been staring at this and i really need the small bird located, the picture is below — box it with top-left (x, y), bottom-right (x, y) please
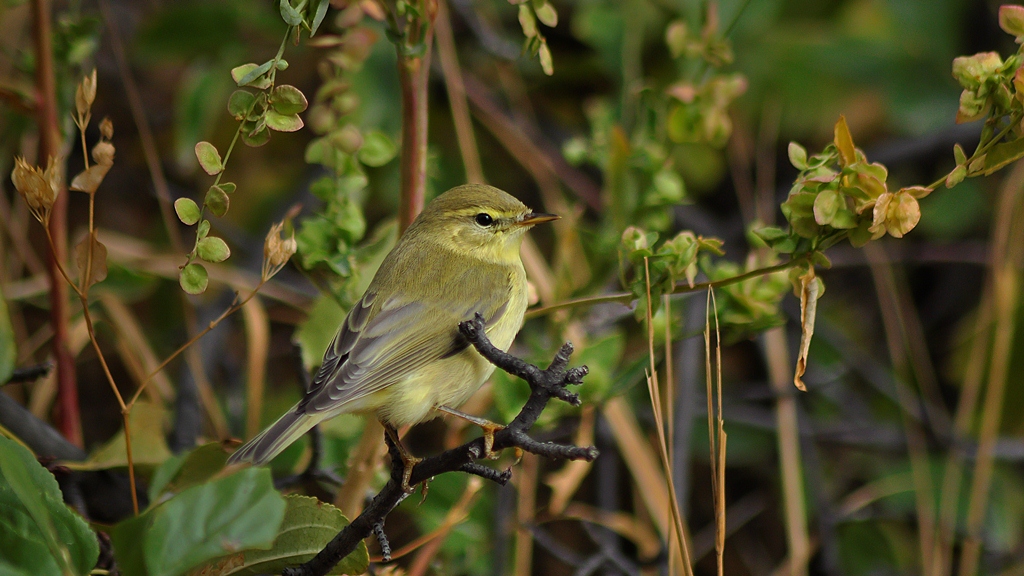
top-left (228, 184), bottom-right (557, 487)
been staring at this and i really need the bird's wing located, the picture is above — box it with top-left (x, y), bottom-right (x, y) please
top-left (300, 273), bottom-right (512, 415)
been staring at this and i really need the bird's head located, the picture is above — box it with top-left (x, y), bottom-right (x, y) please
top-left (408, 184), bottom-right (558, 263)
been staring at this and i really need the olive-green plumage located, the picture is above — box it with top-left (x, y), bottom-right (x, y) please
top-left (229, 184), bottom-right (557, 465)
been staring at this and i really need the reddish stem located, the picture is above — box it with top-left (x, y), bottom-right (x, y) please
top-left (33, 0), bottom-right (80, 446)
top-left (396, 1), bottom-right (437, 233)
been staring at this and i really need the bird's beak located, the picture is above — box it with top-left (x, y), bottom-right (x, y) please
top-left (516, 212), bottom-right (560, 227)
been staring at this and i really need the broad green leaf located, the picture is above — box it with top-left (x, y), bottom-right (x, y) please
top-left (227, 90), bottom-right (256, 119)
top-left (0, 436), bottom-right (99, 576)
top-left (179, 263), bottom-right (209, 295)
top-left (111, 467), bottom-right (286, 576)
top-left (518, 4), bottom-right (537, 37)
top-left (66, 400), bottom-right (171, 471)
top-left (241, 125), bottom-right (271, 147)
top-left (357, 130), bottom-right (396, 167)
top-left (204, 185), bottom-right (230, 217)
top-left (197, 237), bottom-right (231, 263)
top-left (982, 137), bottom-right (1024, 175)
top-left (279, 0), bottom-right (303, 26)
top-left (295, 295), bottom-right (347, 370)
top-left (788, 142), bottom-right (808, 169)
top-left (219, 182), bottom-right (237, 194)
top-left (0, 288), bottom-right (16, 384)
top-left (186, 495), bottom-right (368, 575)
top-left (174, 198), bottom-right (201, 225)
top-left (194, 141), bottom-right (223, 175)
top-left (534, 1), bottom-right (558, 27)
top-left (813, 188), bottom-right (841, 226)
top-left (265, 110), bottom-right (304, 132)
top-left (1000, 5), bottom-right (1024, 40)
top-left (538, 40), bottom-right (554, 75)
top-left (149, 443), bottom-right (232, 503)
top-left (232, 61), bottom-right (274, 88)
top-left (197, 219), bottom-right (211, 240)
top-left (272, 85), bottom-right (308, 115)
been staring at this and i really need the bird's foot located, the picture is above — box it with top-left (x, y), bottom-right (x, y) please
top-left (383, 422), bottom-right (422, 494)
top-left (437, 405), bottom-right (506, 459)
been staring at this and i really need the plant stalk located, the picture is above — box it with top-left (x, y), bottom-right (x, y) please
top-left (33, 0), bottom-right (80, 446)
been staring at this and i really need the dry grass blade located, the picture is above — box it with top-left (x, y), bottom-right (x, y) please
top-left (545, 404), bottom-right (596, 514)
top-left (959, 161), bottom-right (1024, 576)
top-left (98, 293), bottom-right (173, 403)
top-left (381, 476), bottom-right (483, 566)
top-left (334, 419), bottom-right (387, 518)
top-left (642, 258), bottom-right (693, 576)
top-left (515, 453), bottom-right (539, 576)
top-left (866, 242), bottom-right (938, 574)
top-left (242, 298), bottom-right (270, 440)
top-left (704, 289), bottom-right (727, 576)
top-left (560, 503), bottom-right (661, 559)
top-left (764, 326), bottom-right (809, 576)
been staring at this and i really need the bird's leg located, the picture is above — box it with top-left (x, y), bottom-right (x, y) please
top-left (382, 422), bottom-right (421, 493)
top-left (437, 405), bottom-right (507, 459)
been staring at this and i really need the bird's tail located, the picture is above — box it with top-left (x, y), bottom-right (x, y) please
top-left (227, 407), bottom-right (319, 466)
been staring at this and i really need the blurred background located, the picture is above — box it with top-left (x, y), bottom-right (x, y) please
top-left (1, 0), bottom-right (1022, 575)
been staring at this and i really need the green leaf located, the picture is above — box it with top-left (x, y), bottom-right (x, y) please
top-left (188, 495), bottom-right (369, 575)
top-left (148, 443), bottom-right (232, 502)
top-left (279, 0), bottom-right (303, 26)
top-left (0, 436), bottom-right (99, 576)
top-left (265, 110), bottom-right (304, 132)
top-left (310, 0), bottom-right (330, 35)
top-left (1000, 5), bottom-right (1024, 39)
top-left (227, 90), bottom-right (256, 120)
top-left (194, 141), bottom-right (223, 175)
top-left (174, 198), bottom-right (201, 225)
top-left (651, 169), bottom-right (685, 204)
top-left (788, 142), bottom-right (808, 170)
top-left (271, 85), bottom-right (308, 116)
top-left (538, 39), bottom-right (554, 75)
top-left (179, 263), bottom-right (209, 295)
top-left (813, 188), bottom-right (841, 226)
top-left (534, 1), bottom-right (558, 27)
top-left (232, 61), bottom-right (273, 89)
top-left (68, 400), bottom-right (171, 471)
top-left (197, 237), bottom-right (231, 263)
top-left (241, 125), bottom-right (271, 147)
top-left (111, 467), bottom-right (286, 576)
top-left (0, 287), bottom-right (16, 384)
top-left (219, 182), bottom-right (237, 194)
top-left (518, 4), bottom-right (538, 37)
top-left (982, 137), bottom-right (1024, 175)
top-left (204, 185), bottom-right (230, 217)
top-left (197, 219), bottom-right (211, 240)
top-left (357, 130), bottom-right (397, 166)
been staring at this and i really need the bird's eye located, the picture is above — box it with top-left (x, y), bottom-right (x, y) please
top-left (475, 213), bottom-right (494, 227)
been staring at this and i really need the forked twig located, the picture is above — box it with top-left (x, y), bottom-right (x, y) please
top-left (281, 314), bottom-right (597, 576)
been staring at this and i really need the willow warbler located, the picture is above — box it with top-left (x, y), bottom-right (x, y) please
top-left (229, 184), bottom-right (557, 470)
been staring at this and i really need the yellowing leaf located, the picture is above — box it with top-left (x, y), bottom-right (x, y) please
top-left (833, 115), bottom-right (856, 167)
top-left (794, 267), bottom-right (820, 391)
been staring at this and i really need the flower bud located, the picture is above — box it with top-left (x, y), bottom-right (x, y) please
top-left (262, 221), bottom-right (297, 279)
top-left (99, 117), bottom-right (114, 140)
top-left (92, 141), bottom-right (115, 166)
top-left (75, 69), bottom-right (97, 121)
top-left (11, 156), bottom-right (59, 221)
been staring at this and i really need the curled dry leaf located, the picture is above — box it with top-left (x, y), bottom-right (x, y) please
top-left (794, 267), bottom-right (820, 392)
top-left (69, 164), bottom-right (111, 195)
top-left (74, 232), bottom-right (108, 289)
